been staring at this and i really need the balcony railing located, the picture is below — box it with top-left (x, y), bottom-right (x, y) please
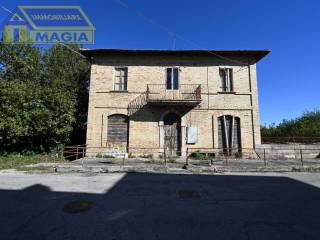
top-left (146, 84), bottom-right (201, 104)
top-left (127, 84), bottom-right (202, 115)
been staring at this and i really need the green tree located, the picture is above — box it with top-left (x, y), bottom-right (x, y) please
top-left (0, 43), bottom-right (89, 152)
top-left (261, 110), bottom-right (320, 138)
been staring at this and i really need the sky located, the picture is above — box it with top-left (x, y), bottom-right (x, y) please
top-left (0, 0), bottom-right (319, 125)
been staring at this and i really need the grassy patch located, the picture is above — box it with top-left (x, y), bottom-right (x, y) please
top-left (0, 154), bottom-right (65, 170)
top-left (16, 165), bottom-right (56, 173)
top-left (96, 154), bottom-right (115, 158)
top-left (189, 152), bottom-right (215, 160)
top-left (138, 154), bottom-right (153, 159)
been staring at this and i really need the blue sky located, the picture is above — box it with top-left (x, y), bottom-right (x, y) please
top-left (1, 0), bottom-right (319, 125)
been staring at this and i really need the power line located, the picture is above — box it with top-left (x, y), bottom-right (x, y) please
top-left (114, 0), bottom-right (249, 67)
top-left (0, 3), bottom-right (90, 64)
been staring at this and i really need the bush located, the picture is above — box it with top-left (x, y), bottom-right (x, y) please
top-left (189, 151), bottom-right (215, 160)
top-left (261, 110), bottom-right (320, 138)
top-left (128, 152), bottom-right (136, 158)
top-left (138, 154), bottom-right (153, 159)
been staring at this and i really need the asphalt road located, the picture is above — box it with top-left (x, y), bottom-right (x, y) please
top-left (1, 171), bottom-right (320, 240)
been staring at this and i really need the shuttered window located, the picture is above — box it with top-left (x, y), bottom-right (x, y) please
top-left (218, 115), bottom-right (241, 154)
top-left (219, 68), bottom-right (234, 92)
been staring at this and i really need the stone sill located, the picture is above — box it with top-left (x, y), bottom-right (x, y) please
top-left (217, 91), bottom-right (236, 94)
top-left (109, 90), bottom-right (128, 93)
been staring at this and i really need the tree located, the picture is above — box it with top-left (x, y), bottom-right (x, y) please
top-left (261, 110), bottom-right (320, 138)
top-left (0, 43), bottom-right (89, 152)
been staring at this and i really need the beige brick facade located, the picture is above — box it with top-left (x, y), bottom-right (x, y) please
top-left (82, 49), bottom-right (269, 157)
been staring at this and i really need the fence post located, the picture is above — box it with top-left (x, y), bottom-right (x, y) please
top-left (186, 148), bottom-right (189, 166)
top-left (300, 149), bottom-right (304, 167)
top-left (60, 148), bottom-right (64, 162)
top-left (225, 150), bottom-right (229, 166)
top-left (76, 146), bottom-right (79, 160)
top-left (263, 148), bottom-right (266, 167)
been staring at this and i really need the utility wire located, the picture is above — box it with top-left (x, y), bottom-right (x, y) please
top-left (0, 2), bottom-right (25, 22)
top-left (114, 0), bottom-right (249, 67)
top-left (0, 3), bottom-right (90, 64)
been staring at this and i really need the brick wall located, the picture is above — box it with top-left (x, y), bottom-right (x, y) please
top-left (86, 53), bottom-right (262, 156)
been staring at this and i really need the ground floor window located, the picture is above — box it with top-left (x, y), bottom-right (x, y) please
top-left (107, 114), bottom-right (129, 152)
top-left (218, 115), bottom-right (241, 154)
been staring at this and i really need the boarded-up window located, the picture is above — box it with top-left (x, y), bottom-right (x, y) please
top-left (218, 115), bottom-right (241, 154)
top-left (107, 114), bottom-right (129, 149)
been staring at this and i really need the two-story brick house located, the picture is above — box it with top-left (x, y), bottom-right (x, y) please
top-left (81, 49), bottom-right (270, 157)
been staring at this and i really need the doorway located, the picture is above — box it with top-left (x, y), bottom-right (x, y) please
top-left (163, 113), bottom-right (181, 156)
top-left (218, 115), bottom-right (241, 155)
top-left (107, 114), bottom-right (129, 153)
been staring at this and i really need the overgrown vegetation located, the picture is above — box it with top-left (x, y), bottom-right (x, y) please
top-left (0, 43), bottom-right (89, 153)
top-left (0, 153), bottom-right (64, 170)
top-left (261, 110), bottom-right (320, 138)
top-left (95, 154), bottom-right (115, 158)
top-left (138, 154), bottom-right (153, 159)
top-left (189, 152), bottom-right (215, 160)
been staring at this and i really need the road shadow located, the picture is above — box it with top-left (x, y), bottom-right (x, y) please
top-left (1, 173), bottom-right (320, 240)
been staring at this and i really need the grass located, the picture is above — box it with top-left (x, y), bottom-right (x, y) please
top-left (96, 154), bottom-right (115, 158)
top-left (138, 154), bottom-right (153, 159)
top-left (189, 152), bottom-right (215, 160)
top-left (0, 154), bottom-right (65, 171)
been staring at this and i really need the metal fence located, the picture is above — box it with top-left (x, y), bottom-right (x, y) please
top-left (146, 84), bottom-right (201, 101)
top-left (63, 145), bottom-right (320, 170)
top-left (186, 147), bottom-right (320, 169)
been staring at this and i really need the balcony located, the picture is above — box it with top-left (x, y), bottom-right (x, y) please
top-left (146, 84), bottom-right (201, 106)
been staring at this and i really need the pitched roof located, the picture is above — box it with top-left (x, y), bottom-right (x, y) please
top-left (80, 48), bottom-right (270, 63)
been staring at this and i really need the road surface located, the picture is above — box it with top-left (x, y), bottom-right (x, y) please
top-left (0, 171), bottom-right (320, 240)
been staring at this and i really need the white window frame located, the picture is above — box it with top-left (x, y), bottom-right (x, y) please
top-left (165, 67), bottom-right (179, 90)
top-left (113, 67), bottom-right (128, 91)
top-left (219, 68), bottom-right (234, 92)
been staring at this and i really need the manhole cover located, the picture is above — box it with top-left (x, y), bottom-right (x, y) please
top-left (178, 190), bottom-right (201, 199)
top-left (63, 199), bottom-right (94, 214)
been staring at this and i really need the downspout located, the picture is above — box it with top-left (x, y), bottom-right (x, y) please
top-left (248, 64), bottom-right (256, 148)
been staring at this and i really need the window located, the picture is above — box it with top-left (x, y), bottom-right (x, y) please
top-left (218, 115), bottom-right (241, 154)
top-left (219, 68), bottom-right (234, 92)
top-left (114, 67), bottom-right (128, 91)
top-left (166, 68), bottom-right (179, 90)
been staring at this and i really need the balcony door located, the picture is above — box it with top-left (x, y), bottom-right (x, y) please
top-left (166, 68), bottom-right (179, 99)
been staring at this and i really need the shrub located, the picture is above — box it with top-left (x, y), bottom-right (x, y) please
top-left (189, 151), bottom-right (215, 160)
top-left (139, 154), bottom-right (153, 159)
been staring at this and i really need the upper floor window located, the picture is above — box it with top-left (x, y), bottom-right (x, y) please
top-left (219, 68), bottom-right (234, 92)
top-left (114, 67), bottom-right (128, 91)
top-left (166, 67), bottom-right (179, 90)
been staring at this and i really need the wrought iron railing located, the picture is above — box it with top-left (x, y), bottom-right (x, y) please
top-left (146, 84), bottom-right (201, 101)
top-left (127, 92), bottom-right (148, 116)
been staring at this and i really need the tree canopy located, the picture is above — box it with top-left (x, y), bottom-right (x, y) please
top-left (0, 43), bottom-right (89, 153)
top-left (261, 110), bottom-right (320, 138)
